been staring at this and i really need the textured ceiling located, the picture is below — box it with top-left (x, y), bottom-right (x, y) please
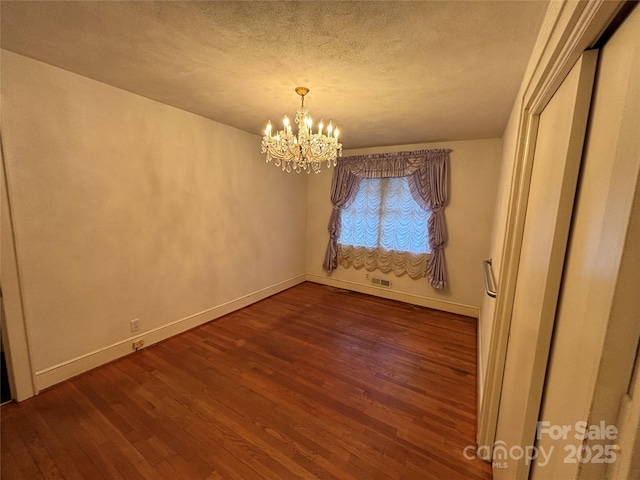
top-left (1, 1), bottom-right (549, 149)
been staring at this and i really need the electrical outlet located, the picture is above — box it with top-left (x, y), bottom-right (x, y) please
top-left (132, 339), bottom-right (145, 351)
top-left (365, 273), bottom-right (370, 280)
top-left (130, 318), bottom-right (139, 332)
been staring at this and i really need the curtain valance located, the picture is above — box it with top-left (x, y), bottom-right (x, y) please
top-left (322, 148), bottom-right (450, 289)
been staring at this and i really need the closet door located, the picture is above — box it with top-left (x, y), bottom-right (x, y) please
top-left (492, 50), bottom-right (598, 480)
top-left (531, 6), bottom-right (640, 479)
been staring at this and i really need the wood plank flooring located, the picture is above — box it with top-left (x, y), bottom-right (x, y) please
top-left (1, 282), bottom-right (492, 479)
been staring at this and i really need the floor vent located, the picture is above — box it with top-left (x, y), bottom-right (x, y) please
top-left (371, 277), bottom-right (391, 287)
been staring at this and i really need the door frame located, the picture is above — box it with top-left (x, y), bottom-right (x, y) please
top-left (477, 0), bottom-right (626, 456)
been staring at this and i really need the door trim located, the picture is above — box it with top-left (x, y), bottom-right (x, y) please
top-left (0, 130), bottom-right (37, 401)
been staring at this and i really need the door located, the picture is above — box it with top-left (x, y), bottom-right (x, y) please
top-left (608, 348), bottom-right (640, 480)
top-left (531, 7), bottom-right (640, 478)
top-left (492, 50), bottom-right (598, 480)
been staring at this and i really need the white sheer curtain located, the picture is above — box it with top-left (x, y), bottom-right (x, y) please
top-left (339, 178), bottom-right (381, 249)
top-left (337, 176), bottom-right (431, 279)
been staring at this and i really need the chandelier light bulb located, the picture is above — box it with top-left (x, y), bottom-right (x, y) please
top-left (261, 87), bottom-right (343, 174)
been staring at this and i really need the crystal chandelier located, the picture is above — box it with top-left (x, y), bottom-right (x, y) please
top-left (261, 87), bottom-right (342, 174)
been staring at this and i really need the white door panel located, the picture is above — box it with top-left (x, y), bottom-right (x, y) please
top-left (493, 50), bottom-right (598, 480)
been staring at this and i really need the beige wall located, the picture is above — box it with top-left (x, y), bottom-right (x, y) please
top-left (1, 53), bottom-right (503, 397)
top-left (476, 0), bottom-right (559, 403)
top-left (477, 104), bottom-right (521, 394)
top-left (1, 51), bottom-right (307, 391)
top-left (306, 139), bottom-right (502, 317)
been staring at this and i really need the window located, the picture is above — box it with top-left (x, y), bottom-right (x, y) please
top-left (336, 176), bottom-right (432, 279)
top-left (322, 148), bottom-right (449, 289)
top-left (338, 177), bottom-right (431, 254)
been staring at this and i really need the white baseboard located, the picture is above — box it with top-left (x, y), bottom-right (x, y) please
top-left (34, 274), bottom-right (306, 392)
top-left (305, 274), bottom-right (479, 318)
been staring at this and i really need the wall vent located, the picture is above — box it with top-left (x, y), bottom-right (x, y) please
top-left (371, 277), bottom-right (391, 287)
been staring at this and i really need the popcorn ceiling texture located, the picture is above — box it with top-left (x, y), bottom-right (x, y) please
top-left (1, 1), bottom-right (548, 148)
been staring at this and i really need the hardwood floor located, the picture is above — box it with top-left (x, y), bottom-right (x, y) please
top-left (1, 282), bottom-right (492, 479)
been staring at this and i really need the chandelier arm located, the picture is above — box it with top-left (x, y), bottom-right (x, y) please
top-left (262, 86), bottom-right (340, 174)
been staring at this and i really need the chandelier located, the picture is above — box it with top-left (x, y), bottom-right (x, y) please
top-left (261, 87), bottom-right (342, 174)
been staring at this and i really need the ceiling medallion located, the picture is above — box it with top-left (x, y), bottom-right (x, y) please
top-left (261, 87), bottom-right (342, 174)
